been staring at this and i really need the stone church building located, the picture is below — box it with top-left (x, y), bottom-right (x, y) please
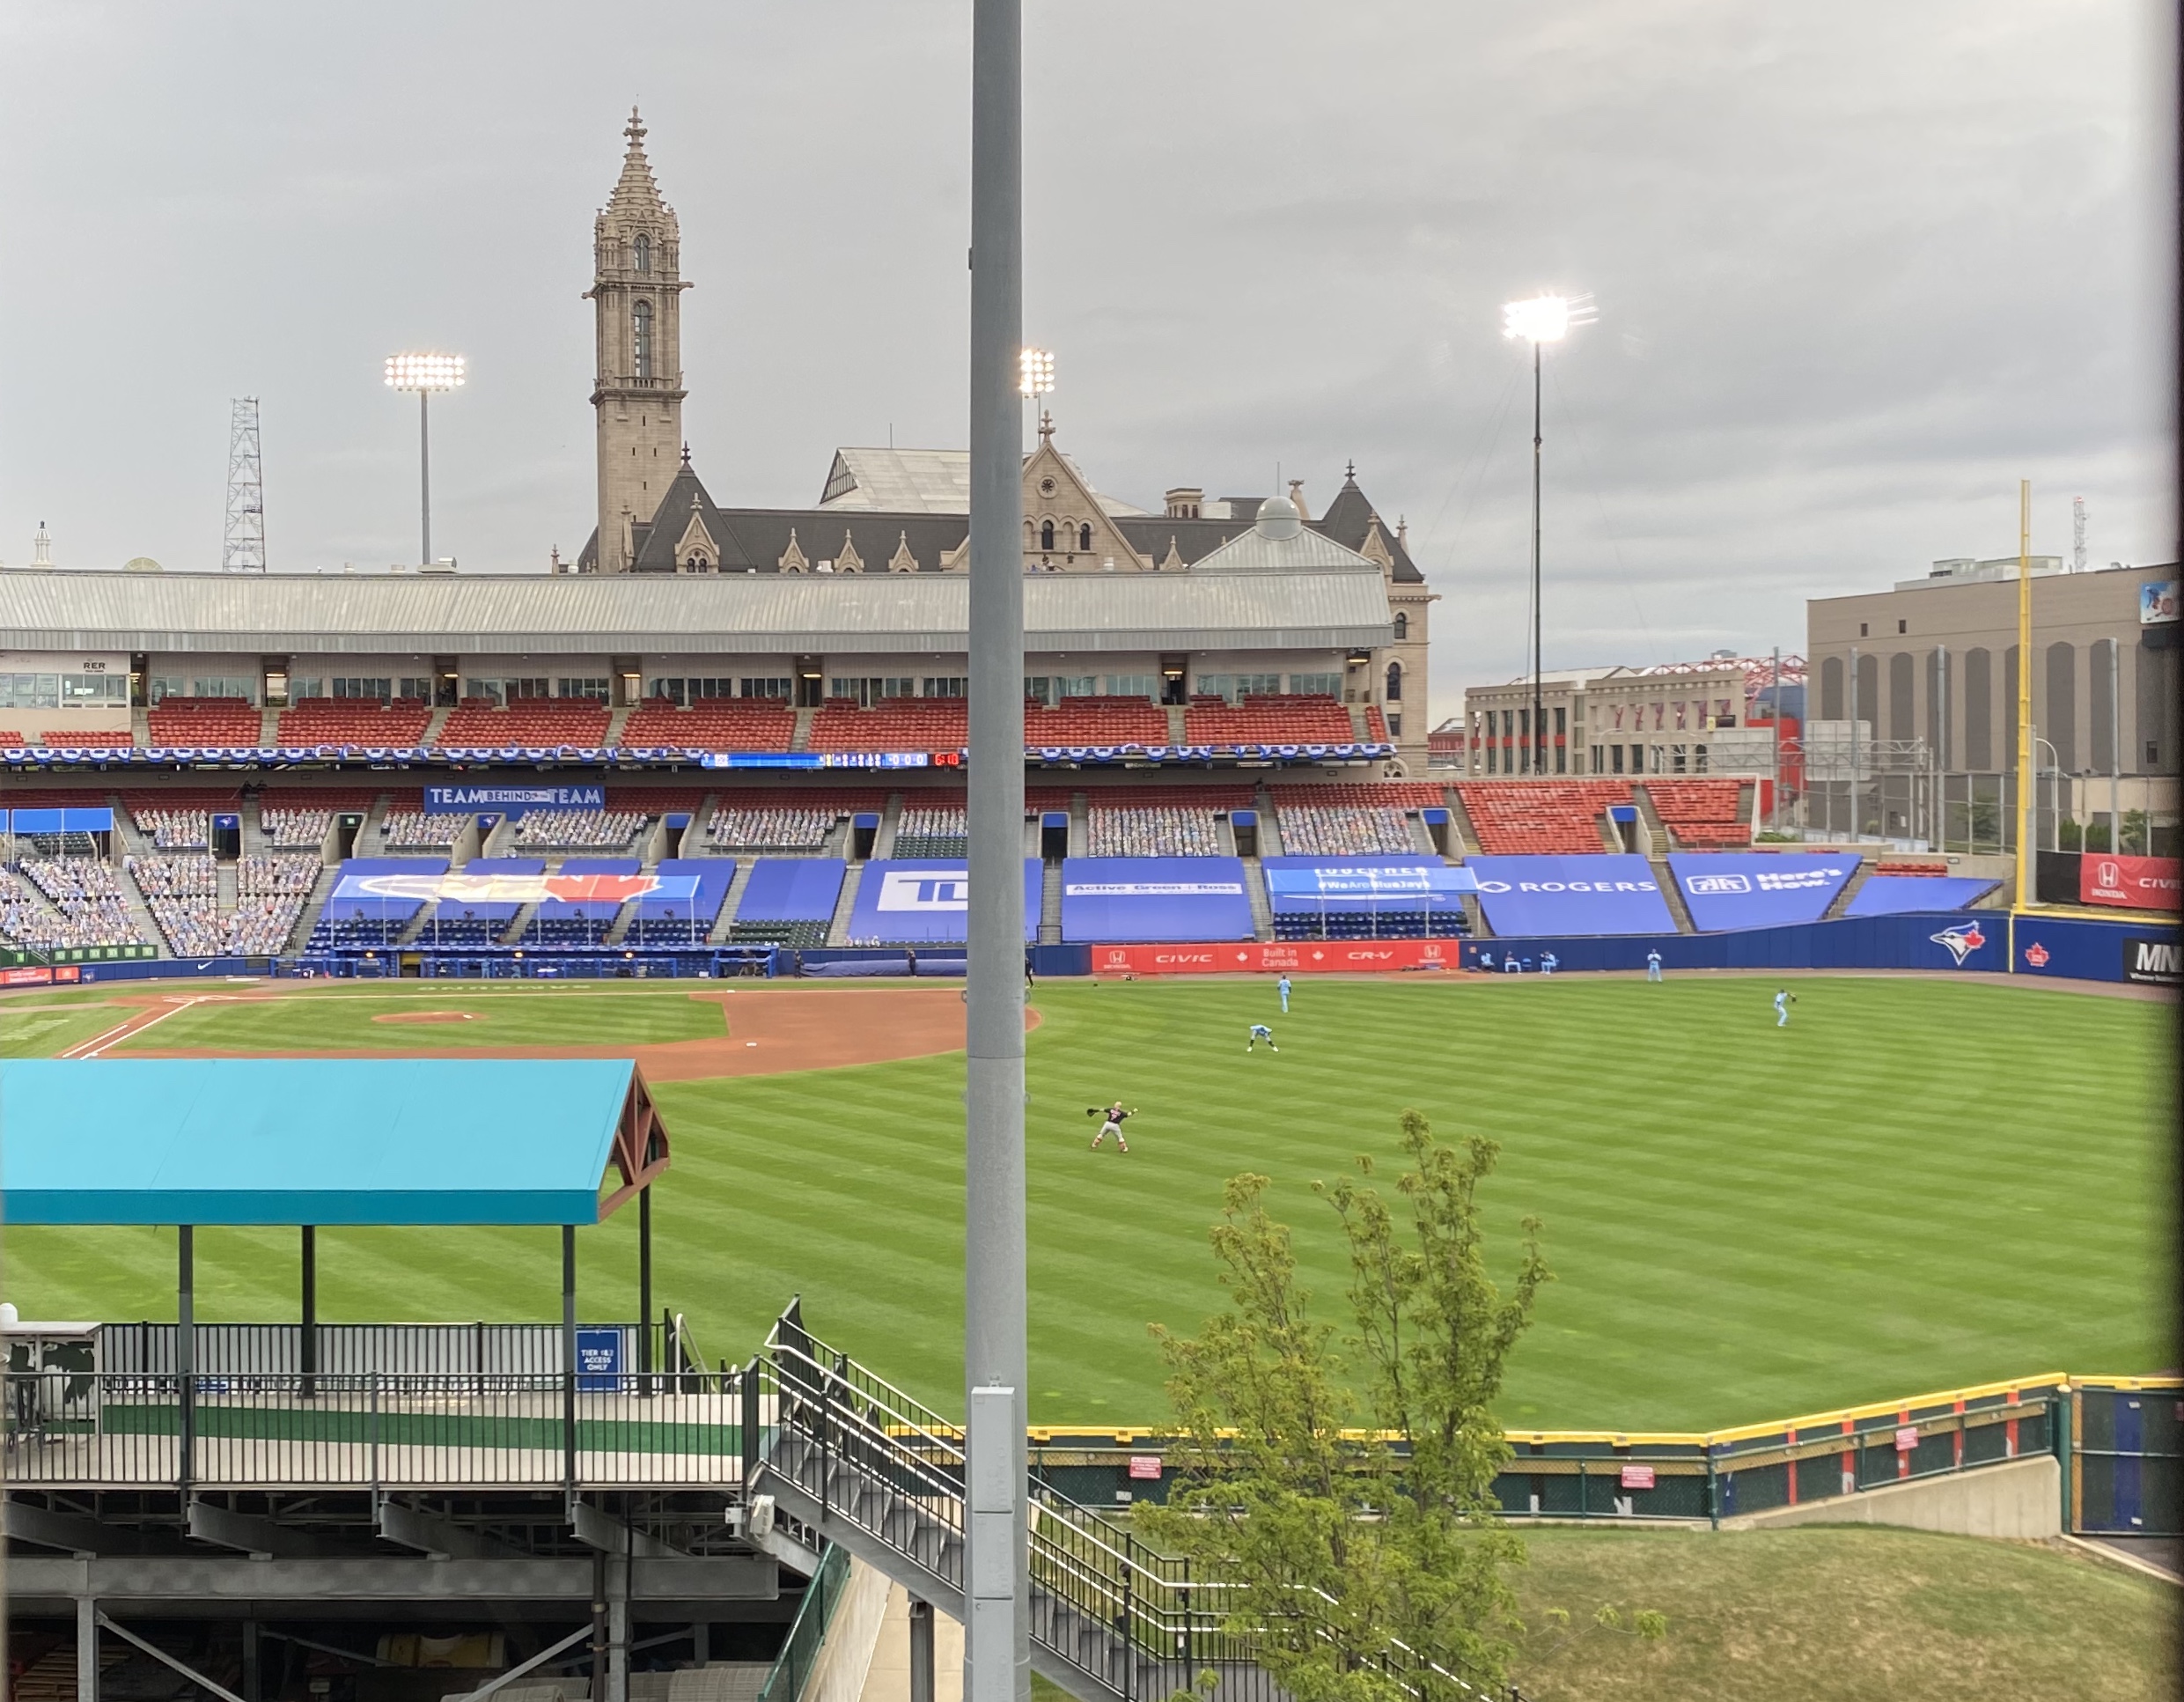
top-left (572, 112), bottom-right (1434, 754)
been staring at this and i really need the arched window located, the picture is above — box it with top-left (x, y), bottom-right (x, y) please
top-left (632, 300), bottom-right (654, 380)
top-left (633, 234), bottom-right (651, 274)
top-left (1040, 519), bottom-right (1055, 552)
top-left (685, 554), bottom-right (710, 573)
top-left (1393, 611), bottom-right (1409, 640)
top-left (1385, 661), bottom-right (1403, 702)
top-left (1077, 522), bottom-right (1092, 552)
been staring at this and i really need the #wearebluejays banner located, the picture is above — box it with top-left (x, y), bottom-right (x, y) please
top-left (424, 785), bottom-right (606, 815)
top-left (1464, 855), bottom-right (1677, 937)
top-left (1261, 863), bottom-right (1479, 897)
top-left (1667, 853), bottom-right (1857, 931)
top-left (847, 859), bottom-right (1041, 944)
top-left (332, 872), bottom-right (697, 905)
top-left (1060, 858), bottom-right (1255, 943)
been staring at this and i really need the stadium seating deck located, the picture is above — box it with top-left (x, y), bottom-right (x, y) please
top-left (1085, 785), bottom-right (1253, 858)
top-left (1272, 783), bottom-right (1446, 857)
top-left (122, 791), bottom-right (240, 851)
top-left (1457, 781), bottom-right (1633, 854)
top-left (40, 729), bottom-right (134, 748)
top-left (259, 788), bottom-right (381, 848)
top-left (1024, 696), bottom-right (1168, 748)
top-left (274, 697), bottom-right (434, 747)
top-left (809, 696), bottom-right (968, 752)
top-left (1645, 779), bottom-right (1751, 848)
top-left (620, 699), bottom-right (796, 751)
top-left (1183, 694), bottom-right (1355, 748)
top-left (706, 790), bottom-right (883, 851)
top-left (435, 698), bottom-right (611, 749)
top-left (147, 696), bottom-right (261, 748)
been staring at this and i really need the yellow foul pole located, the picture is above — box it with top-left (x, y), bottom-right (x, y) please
top-left (2014, 479), bottom-right (2034, 908)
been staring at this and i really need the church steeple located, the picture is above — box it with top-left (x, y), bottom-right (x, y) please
top-left (585, 107), bottom-right (689, 573)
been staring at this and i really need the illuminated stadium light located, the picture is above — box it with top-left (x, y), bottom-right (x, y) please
top-left (1500, 293), bottom-right (1594, 346)
top-left (1018, 346), bottom-right (1054, 398)
top-left (384, 351), bottom-right (467, 392)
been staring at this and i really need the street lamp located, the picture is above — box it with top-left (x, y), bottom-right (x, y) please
top-left (1501, 293), bottom-right (1593, 777)
top-left (384, 352), bottom-right (466, 568)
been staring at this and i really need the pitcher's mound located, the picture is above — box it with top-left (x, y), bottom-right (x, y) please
top-left (372, 1011), bottom-right (478, 1024)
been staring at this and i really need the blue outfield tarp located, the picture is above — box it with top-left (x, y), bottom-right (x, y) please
top-left (1060, 857), bottom-right (1255, 942)
top-left (433, 858), bottom-right (545, 922)
top-left (1667, 852), bottom-right (1858, 931)
top-left (1466, 854), bottom-right (1676, 937)
top-left (848, 858), bottom-right (1041, 944)
top-left (536, 858), bottom-right (642, 920)
top-left (640, 858), bottom-right (738, 925)
top-left (734, 858), bottom-right (847, 924)
top-left (324, 857), bottom-right (451, 920)
top-left (1844, 874), bottom-right (2001, 917)
top-left (1261, 858), bottom-right (1478, 901)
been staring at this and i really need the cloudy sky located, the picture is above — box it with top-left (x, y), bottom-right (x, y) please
top-left (1, 1), bottom-right (2170, 711)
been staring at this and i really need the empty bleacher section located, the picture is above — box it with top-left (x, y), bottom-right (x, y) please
top-left (40, 728), bottom-right (134, 748)
top-left (619, 698), bottom-right (796, 752)
top-left (518, 857), bottom-right (642, 946)
top-left (146, 696), bottom-right (261, 748)
top-left (308, 858), bottom-right (449, 948)
top-left (727, 858), bottom-right (847, 948)
top-left (844, 859), bottom-right (1041, 945)
top-left (419, 858), bottom-right (544, 945)
top-left (434, 697), bottom-right (612, 751)
top-left (1263, 856), bottom-right (1471, 940)
top-left (1465, 853), bottom-right (1677, 936)
top-left (1024, 696), bottom-right (1167, 749)
top-left (1183, 693), bottom-right (1356, 748)
top-left (1644, 779), bottom-right (1751, 848)
top-left (894, 801), bottom-right (968, 858)
top-left (1457, 780), bottom-right (1631, 853)
top-left (1271, 784), bottom-right (1445, 856)
top-left (808, 696), bottom-right (968, 752)
top-left (1059, 857), bottom-right (1254, 942)
top-left (260, 788), bottom-right (379, 848)
top-left (631, 858), bottom-right (737, 946)
top-left (274, 696), bottom-right (433, 748)
top-left (706, 790), bottom-right (881, 851)
top-left (1085, 785), bottom-right (1252, 857)
top-left (19, 857), bottom-right (146, 947)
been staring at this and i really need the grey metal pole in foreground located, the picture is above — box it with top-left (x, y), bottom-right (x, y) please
top-left (965, 2), bottom-right (1028, 1700)
top-left (419, 392), bottom-right (433, 569)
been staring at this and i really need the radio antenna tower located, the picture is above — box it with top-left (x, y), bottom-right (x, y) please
top-left (224, 397), bottom-right (267, 572)
top-left (2070, 494), bottom-right (2087, 573)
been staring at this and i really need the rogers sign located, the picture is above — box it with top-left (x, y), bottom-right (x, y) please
top-left (2080, 854), bottom-right (2182, 913)
top-left (1093, 941), bottom-right (1456, 976)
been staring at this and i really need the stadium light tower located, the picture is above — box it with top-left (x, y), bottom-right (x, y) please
top-left (1502, 293), bottom-right (1592, 777)
top-left (1019, 346), bottom-right (1054, 445)
top-left (385, 352), bottom-right (466, 568)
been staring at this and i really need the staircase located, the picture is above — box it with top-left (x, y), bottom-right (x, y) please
top-left (1650, 860), bottom-right (1695, 933)
top-left (742, 1304), bottom-right (1522, 1702)
top-left (708, 858), bottom-right (759, 945)
top-left (826, 864), bottom-right (866, 947)
top-left (1244, 864), bottom-right (1274, 942)
top-left (1039, 861), bottom-right (1063, 944)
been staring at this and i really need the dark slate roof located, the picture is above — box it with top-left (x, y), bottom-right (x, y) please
top-left (579, 459), bottom-right (1422, 583)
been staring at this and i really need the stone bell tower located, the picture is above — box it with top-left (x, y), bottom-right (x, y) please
top-left (585, 108), bottom-right (688, 573)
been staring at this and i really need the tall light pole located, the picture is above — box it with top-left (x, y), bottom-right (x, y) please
top-left (2014, 480), bottom-right (2034, 907)
top-left (1018, 346), bottom-right (1054, 444)
top-left (967, 4), bottom-right (1027, 1702)
top-left (1501, 295), bottom-right (1592, 777)
top-left (385, 352), bottom-right (466, 567)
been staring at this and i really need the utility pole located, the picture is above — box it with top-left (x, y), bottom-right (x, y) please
top-left (1530, 337), bottom-right (1543, 778)
top-left (965, 3), bottom-right (1028, 1701)
top-left (2014, 481), bottom-right (2035, 907)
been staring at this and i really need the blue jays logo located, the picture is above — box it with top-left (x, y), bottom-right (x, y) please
top-left (1930, 922), bottom-right (1986, 966)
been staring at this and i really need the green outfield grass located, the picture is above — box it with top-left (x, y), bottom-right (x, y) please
top-left (114, 986), bottom-right (725, 1050)
top-left (1, 975), bottom-right (2167, 1431)
top-left (0, 1002), bottom-right (129, 1057)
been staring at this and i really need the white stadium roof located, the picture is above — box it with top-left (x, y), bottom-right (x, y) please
top-left (0, 567), bottom-right (1392, 656)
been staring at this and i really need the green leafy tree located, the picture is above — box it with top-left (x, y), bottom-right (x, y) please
top-left (1140, 1110), bottom-right (1550, 1702)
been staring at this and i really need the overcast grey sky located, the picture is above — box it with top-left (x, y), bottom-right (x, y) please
top-left (1, 1), bottom-right (2171, 709)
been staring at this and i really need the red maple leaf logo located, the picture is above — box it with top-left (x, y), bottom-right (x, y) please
top-left (2024, 941), bottom-right (2050, 969)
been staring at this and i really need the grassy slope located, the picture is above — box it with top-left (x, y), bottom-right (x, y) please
top-left (1504, 1527), bottom-right (2176, 1701)
top-left (112, 987), bottom-right (726, 1050)
top-left (2, 976), bottom-right (2166, 1431)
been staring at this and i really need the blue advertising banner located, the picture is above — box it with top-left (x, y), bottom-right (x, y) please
top-left (1060, 858), bottom-right (1255, 942)
top-left (424, 785), bottom-right (605, 815)
top-left (1842, 874), bottom-right (2000, 917)
top-left (1462, 910), bottom-right (2010, 975)
top-left (734, 858), bottom-right (847, 924)
top-left (1263, 863), bottom-right (1478, 898)
top-left (9, 807), bottom-right (114, 834)
top-left (848, 859), bottom-right (1041, 944)
top-left (1668, 853), bottom-right (1857, 931)
top-left (2012, 914), bottom-right (2181, 984)
top-left (1466, 856), bottom-right (1677, 937)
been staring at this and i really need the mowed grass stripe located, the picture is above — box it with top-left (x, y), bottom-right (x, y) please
top-left (1, 974), bottom-right (2164, 1433)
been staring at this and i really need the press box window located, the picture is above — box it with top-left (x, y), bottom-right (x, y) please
top-left (333, 678), bottom-right (392, 701)
top-left (557, 679), bottom-right (612, 701)
top-left (921, 677), bottom-right (968, 698)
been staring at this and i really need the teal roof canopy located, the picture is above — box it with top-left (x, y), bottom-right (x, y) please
top-left (0, 1058), bottom-right (669, 1227)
